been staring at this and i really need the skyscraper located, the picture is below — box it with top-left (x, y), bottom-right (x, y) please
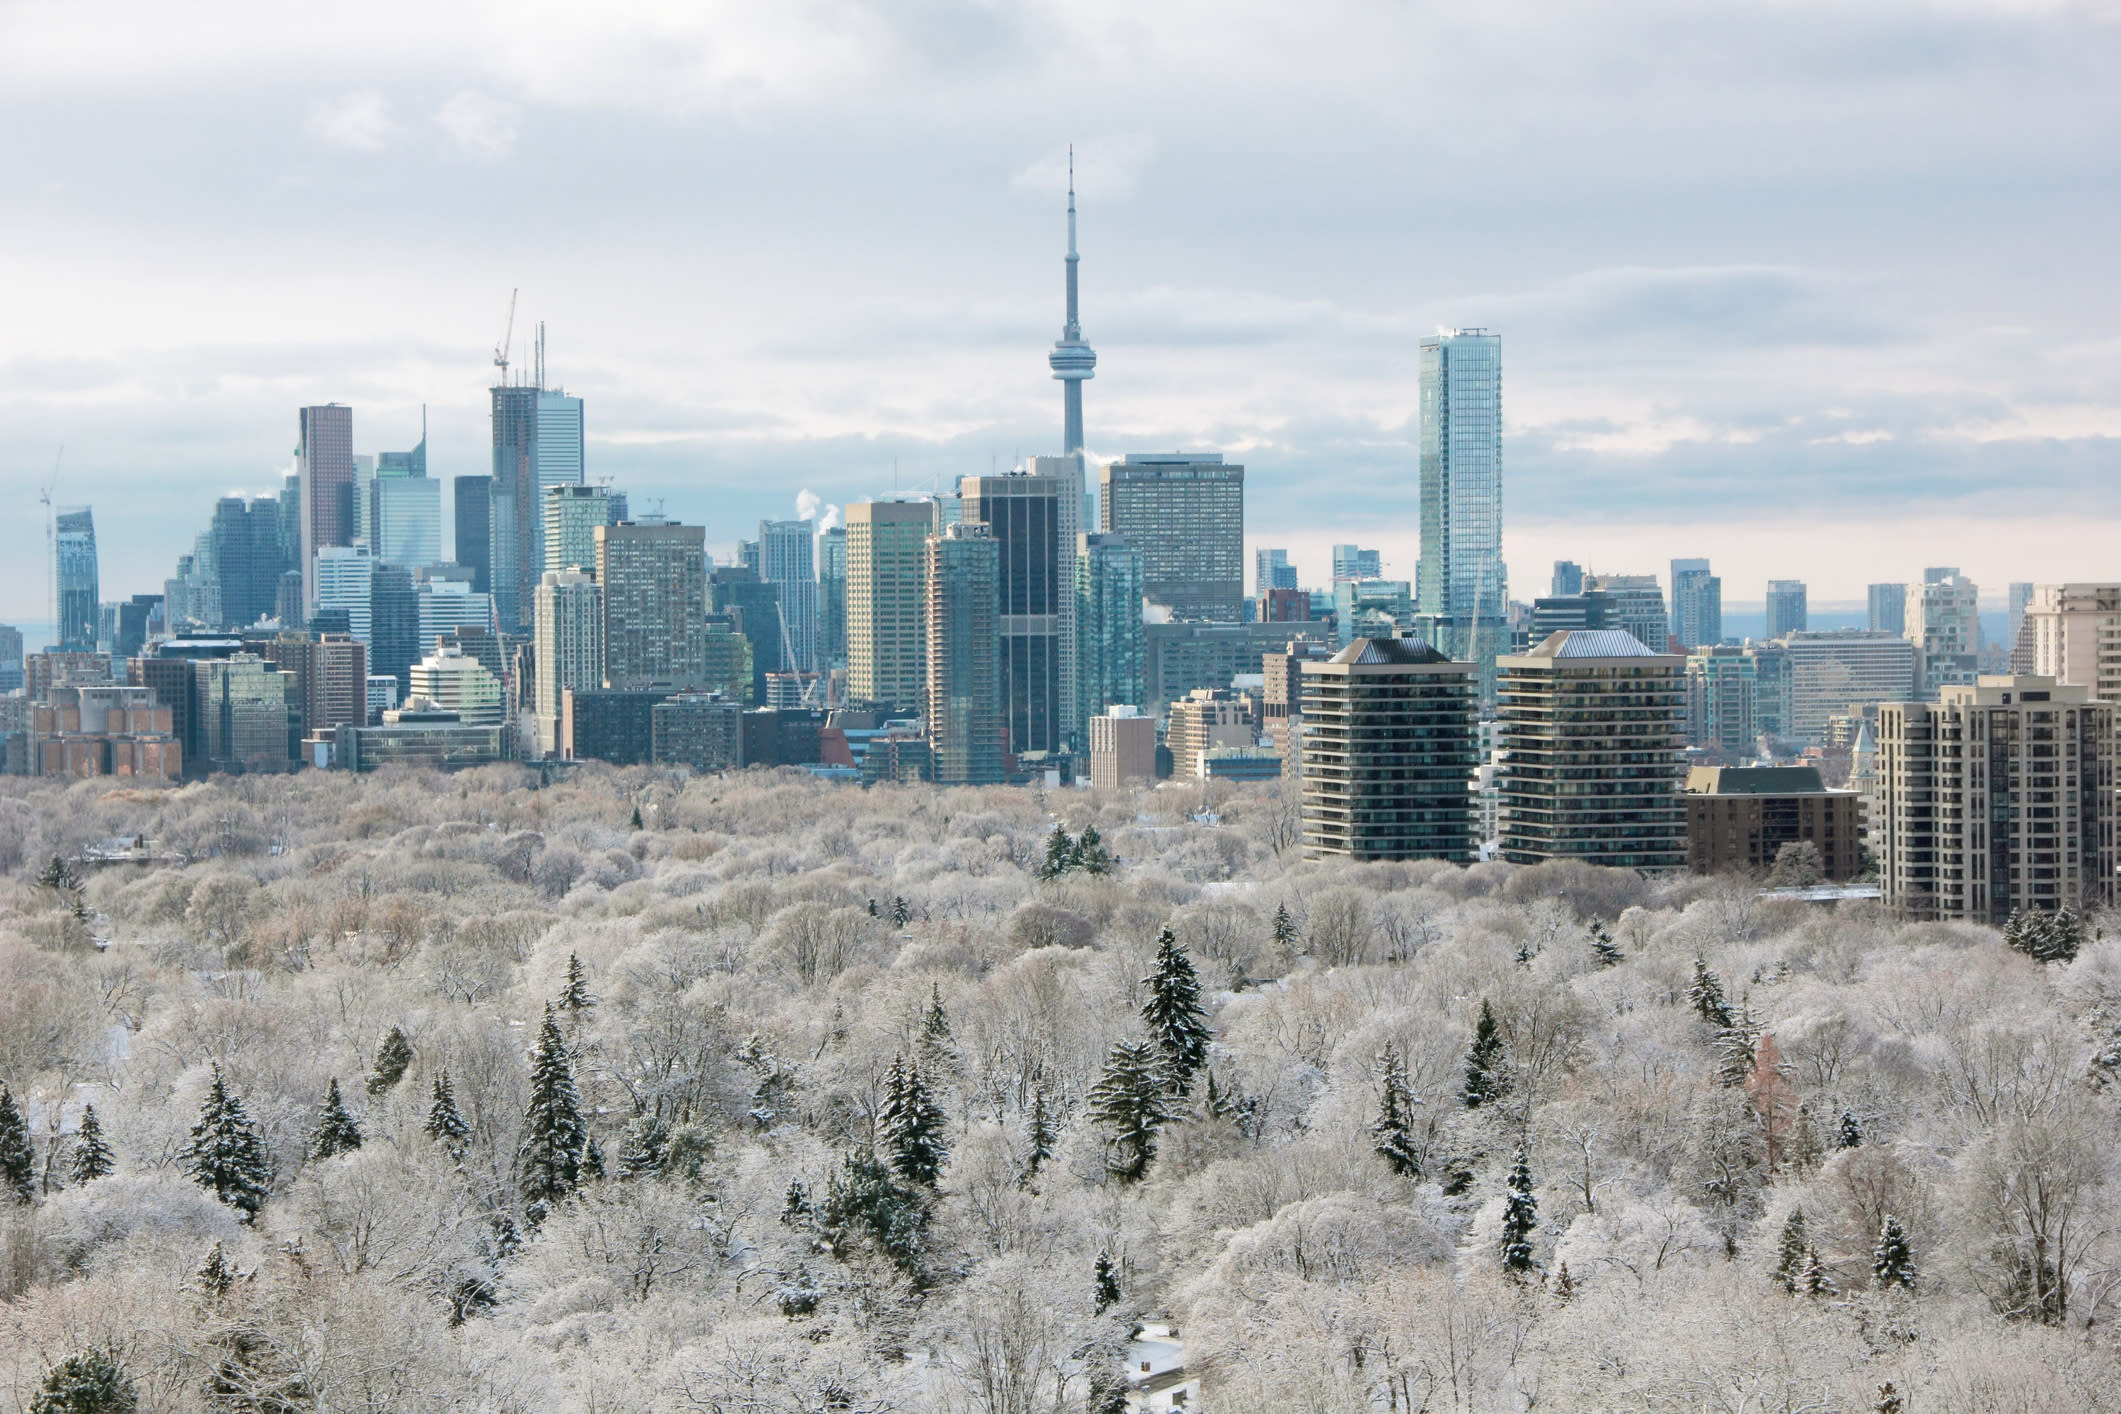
top-left (455, 477), bottom-right (492, 595)
top-left (1416, 330), bottom-right (1506, 674)
top-left (846, 500), bottom-right (937, 716)
top-left (206, 496), bottom-right (290, 632)
top-left (1255, 548), bottom-right (1297, 597)
top-left (371, 471), bottom-right (440, 569)
top-left (1670, 558), bottom-right (1722, 649)
top-left (1908, 568), bottom-right (1980, 697)
top-left (757, 519), bottom-right (820, 674)
top-left (1300, 638), bottom-right (1478, 862)
top-left (534, 568), bottom-right (604, 757)
top-left (1332, 546), bottom-right (1383, 583)
top-left (597, 522), bottom-right (709, 691)
top-left (1867, 582), bottom-right (1907, 635)
top-left (1585, 573), bottom-right (1668, 650)
top-left (312, 546), bottom-right (375, 643)
top-left (297, 404), bottom-right (353, 615)
top-left (1047, 150), bottom-right (1096, 457)
top-left (1075, 532), bottom-right (1145, 740)
top-left (491, 359), bottom-right (587, 630)
top-left (1551, 561), bottom-right (1585, 598)
top-left (54, 507), bottom-right (99, 652)
top-left (962, 466), bottom-right (1078, 756)
top-left (1765, 580), bottom-right (1808, 638)
top-left (817, 525), bottom-right (848, 670)
top-left (926, 523), bottom-right (1003, 785)
top-left (1098, 454), bottom-right (1244, 622)
top-left (544, 484), bottom-right (627, 578)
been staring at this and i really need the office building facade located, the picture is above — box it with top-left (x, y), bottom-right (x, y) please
top-left (455, 477), bottom-right (493, 594)
top-left (1584, 574), bottom-right (1668, 651)
top-left (818, 525), bottom-right (847, 670)
top-left (1088, 707), bottom-right (1155, 791)
top-left (1075, 533), bottom-right (1145, 739)
top-left (757, 518), bottom-right (820, 673)
top-left (1766, 580), bottom-right (1808, 639)
top-left (597, 522), bottom-right (709, 690)
top-left (1670, 558), bottom-right (1722, 649)
top-left (1868, 582), bottom-right (1907, 636)
top-left (543, 483), bottom-right (626, 578)
top-left (1416, 329), bottom-right (1506, 666)
top-left (1332, 546), bottom-right (1383, 584)
top-left (1099, 454), bottom-right (1243, 622)
top-left (1256, 548), bottom-right (1298, 597)
top-left (962, 466), bottom-right (1078, 756)
top-left (54, 507), bottom-right (101, 652)
top-left (926, 524), bottom-right (1003, 784)
top-left (1300, 638), bottom-right (1478, 861)
top-left (297, 404), bottom-right (354, 616)
top-left (1781, 630), bottom-right (1918, 742)
top-left (846, 500), bottom-right (937, 716)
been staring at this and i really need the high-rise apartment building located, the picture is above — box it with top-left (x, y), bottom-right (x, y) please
top-left (297, 404), bottom-right (354, 616)
top-left (368, 565), bottom-right (419, 695)
top-left (757, 519), bottom-right (820, 674)
top-left (926, 523), bottom-right (1003, 785)
top-left (596, 521), bottom-right (709, 690)
top-left (407, 644), bottom-right (505, 726)
top-left (2023, 584), bottom-right (2121, 700)
top-left (543, 484), bottom-right (627, 578)
top-left (1256, 548), bottom-right (1298, 597)
top-left (2007, 582), bottom-right (2035, 665)
top-left (818, 526), bottom-right (847, 670)
top-left (1075, 533), bottom-right (1144, 739)
top-left (1300, 638), bottom-right (1478, 862)
top-left (1585, 574), bottom-right (1668, 650)
top-left (54, 507), bottom-right (100, 652)
top-left (1908, 568), bottom-right (1980, 698)
top-left (1416, 329), bottom-right (1506, 668)
top-left (1098, 454), bottom-right (1243, 622)
top-left (534, 569), bottom-right (604, 757)
top-left (1497, 630), bottom-right (1686, 869)
top-left (1867, 582), bottom-right (1908, 636)
top-left (846, 500), bottom-right (936, 715)
top-left (454, 477), bottom-right (492, 595)
top-left (1551, 561), bottom-right (1585, 598)
top-left (1766, 580), bottom-right (1809, 639)
top-left (416, 575), bottom-right (493, 655)
top-left (963, 464), bottom-right (1080, 755)
top-left (1685, 645), bottom-right (1757, 754)
top-left (1088, 707), bottom-right (1156, 791)
top-left (1166, 688), bottom-right (1256, 779)
top-left (1780, 630), bottom-right (1918, 742)
top-left (1332, 545), bottom-right (1384, 584)
top-left (1875, 676), bottom-right (2113, 922)
top-left (1670, 558), bottom-right (1722, 649)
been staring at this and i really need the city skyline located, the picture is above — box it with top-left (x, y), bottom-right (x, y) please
top-left (3, 2), bottom-right (2116, 620)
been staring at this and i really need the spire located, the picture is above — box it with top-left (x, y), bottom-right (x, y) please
top-left (1048, 143), bottom-right (1096, 457)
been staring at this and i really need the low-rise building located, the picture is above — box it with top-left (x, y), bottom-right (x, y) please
top-left (651, 692), bottom-right (743, 772)
top-left (337, 705), bottom-right (509, 773)
top-left (1165, 689), bottom-right (1255, 780)
top-left (1683, 766), bottom-right (1862, 880)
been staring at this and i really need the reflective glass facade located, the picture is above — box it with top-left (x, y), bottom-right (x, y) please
top-left (1417, 331), bottom-right (1504, 620)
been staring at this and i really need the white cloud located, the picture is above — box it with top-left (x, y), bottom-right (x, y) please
top-left (436, 91), bottom-right (519, 159)
top-left (306, 91), bottom-right (394, 151)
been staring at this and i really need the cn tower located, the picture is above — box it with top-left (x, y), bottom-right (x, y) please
top-left (1047, 146), bottom-right (1096, 456)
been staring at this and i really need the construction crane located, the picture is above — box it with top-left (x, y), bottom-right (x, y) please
top-left (40, 447), bottom-right (60, 646)
top-left (493, 288), bottom-right (518, 386)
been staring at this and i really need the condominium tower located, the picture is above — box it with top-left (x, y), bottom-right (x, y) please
top-left (1909, 568), bottom-right (1980, 697)
top-left (846, 500), bottom-right (937, 716)
top-left (544, 484), bottom-right (627, 578)
top-left (1075, 533), bottom-right (1145, 739)
top-left (1670, 558), bottom-right (1722, 649)
top-left (1415, 329), bottom-right (1506, 666)
top-left (534, 568), bottom-right (604, 757)
top-left (54, 507), bottom-right (101, 652)
top-left (1765, 580), bottom-right (1808, 639)
top-left (757, 519), bottom-right (820, 674)
top-left (926, 523), bottom-right (1004, 785)
top-left (297, 404), bottom-right (354, 615)
top-left (1098, 453), bottom-right (1244, 622)
top-left (596, 521), bottom-right (708, 690)
top-left (2023, 584), bottom-right (2121, 700)
top-left (1300, 637), bottom-right (1478, 862)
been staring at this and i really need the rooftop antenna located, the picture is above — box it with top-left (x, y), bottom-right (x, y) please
top-left (493, 289), bottom-right (518, 386)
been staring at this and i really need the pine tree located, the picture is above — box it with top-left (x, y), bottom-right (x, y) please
top-left (1553, 1261), bottom-right (1576, 1303)
top-left (616, 1113), bottom-right (670, 1180)
top-left (1798, 1245), bottom-right (1836, 1297)
top-left (366, 1027), bottom-right (414, 1096)
top-left (1875, 1383), bottom-right (1904, 1414)
top-left (1202, 1068), bottom-right (1242, 1122)
top-left (878, 1056), bottom-right (949, 1188)
top-left (1271, 902), bottom-right (1299, 953)
top-left (29, 1349), bottom-right (137, 1414)
top-left (307, 1078), bottom-right (363, 1160)
top-left (1838, 1109), bottom-right (1864, 1149)
top-left (181, 1065), bottom-right (272, 1221)
top-left (1040, 827), bottom-right (1077, 880)
top-left (780, 1178), bottom-right (813, 1224)
top-left (630, 803), bottom-right (644, 830)
top-left (1462, 999), bottom-right (1510, 1109)
top-left (1500, 1139), bottom-right (1538, 1276)
top-left (1093, 1251), bottom-right (1122, 1313)
top-left (518, 1006), bottom-right (588, 1223)
top-left (1587, 920), bottom-right (1623, 968)
top-left (1774, 1208), bottom-right (1808, 1292)
top-left (891, 896), bottom-right (911, 928)
top-left (0, 1084), bottom-right (35, 1204)
top-left (425, 1072), bottom-right (472, 1152)
top-left (819, 1149), bottom-right (927, 1276)
top-left (1371, 1042), bottom-right (1423, 1177)
top-left (1022, 1087), bottom-right (1056, 1182)
top-left (557, 953), bottom-right (596, 1015)
top-left (1140, 929), bottom-right (1212, 1095)
top-left (1689, 957), bottom-right (1734, 1028)
top-left (1076, 824), bottom-right (1113, 874)
top-left (581, 1134), bottom-right (605, 1182)
top-left (1713, 1013), bottom-right (1759, 1089)
top-left (1088, 1039), bottom-right (1177, 1183)
top-left (1873, 1214), bottom-right (1917, 1291)
top-left (196, 1241), bottom-right (236, 1297)
top-left (918, 983), bottom-right (956, 1071)
top-left (69, 1105), bottom-right (114, 1184)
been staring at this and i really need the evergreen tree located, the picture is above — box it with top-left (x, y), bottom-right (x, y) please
top-left (1140, 929), bottom-right (1212, 1095)
top-left (29, 1349), bottom-right (137, 1414)
top-left (1873, 1214), bottom-right (1917, 1291)
top-left (425, 1072), bottom-right (472, 1152)
top-left (1371, 1042), bottom-right (1423, 1178)
top-left (557, 953), bottom-right (597, 1015)
top-left (517, 1007), bottom-right (588, 1223)
top-left (1271, 902), bottom-right (1299, 953)
top-left (780, 1178), bottom-right (813, 1224)
top-left (1713, 1013), bottom-right (1759, 1089)
top-left (1022, 1087), bottom-right (1056, 1182)
top-left (1774, 1208), bottom-right (1809, 1292)
top-left (1798, 1245), bottom-right (1836, 1297)
top-left (1076, 824), bottom-right (1113, 874)
top-left (616, 1113), bottom-right (670, 1180)
top-left (366, 1026), bottom-right (414, 1096)
top-left (1500, 1139), bottom-right (1539, 1275)
top-left (1689, 957), bottom-right (1734, 1028)
top-left (891, 895), bottom-right (911, 928)
top-left (1838, 1109), bottom-right (1864, 1149)
top-left (307, 1078), bottom-right (363, 1160)
top-left (0, 1084), bottom-right (35, 1204)
top-left (582, 1134), bottom-right (605, 1182)
top-left (1093, 1251), bottom-right (1122, 1313)
top-left (181, 1065), bottom-right (272, 1221)
top-left (1087, 1039), bottom-right (1177, 1183)
top-left (878, 1056), bottom-right (949, 1187)
top-left (1553, 1261), bottom-right (1576, 1303)
top-left (918, 983), bottom-right (956, 1071)
top-left (196, 1241), bottom-right (236, 1297)
top-left (69, 1105), bottom-right (114, 1184)
top-left (1462, 999), bottom-right (1510, 1109)
top-left (36, 854), bottom-right (83, 896)
top-left (819, 1149), bottom-right (926, 1276)
top-left (630, 803), bottom-right (644, 830)
top-left (1586, 920), bottom-right (1624, 968)
top-left (1202, 1068), bottom-right (1242, 1123)
top-left (1875, 1383), bottom-right (1904, 1414)
top-left (867, 897), bottom-right (879, 918)
top-left (1040, 827), bottom-right (1078, 880)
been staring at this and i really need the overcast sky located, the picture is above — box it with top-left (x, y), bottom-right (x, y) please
top-left (2, 0), bottom-right (2116, 623)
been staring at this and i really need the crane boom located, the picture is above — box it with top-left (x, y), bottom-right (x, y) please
top-left (493, 288), bottom-right (518, 385)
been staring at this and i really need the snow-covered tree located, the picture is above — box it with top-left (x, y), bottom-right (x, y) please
top-left (1271, 901), bottom-right (1298, 953)
top-left (425, 1071), bottom-right (472, 1152)
top-left (366, 1026), bottom-right (414, 1096)
top-left (1140, 928), bottom-right (1212, 1095)
top-left (616, 1113), bottom-right (670, 1180)
top-left (0, 1084), bottom-right (34, 1204)
top-left (1076, 824), bottom-right (1113, 874)
top-left (1088, 1040), bottom-right (1176, 1183)
top-left (1798, 1245), bottom-right (1836, 1297)
top-left (181, 1064), bottom-right (272, 1221)
top-left (1039, 827), bottom-right (1078, 880)
top-left (68, 1104), bottom-right (114, 1184)
top-left (879, 1056), bottom-right (949, 1188)
top-left (1586, 919), bottom-right (1623, 968)
top-left (1838, 1109), bottom-right (1864, 1149)
top-left (1774, 1208), bottom-right (1808, 1292)
top-left (29, 1348), bottom-right (136, 1414)
top-left (1022, 1087), bottom-right (1055, 1183)
top-left (518, 1006), bottom-right (588, 1223)
top-left (1093, 1251), bottom-right (1122, 1313)
top-left (1873, 1214), bottom-right (1916, 1291)
top-left (1372, 1041), bottom-right (1423, 1177)
top-left (1689, 956), bottom-right (1734, 1028)
top-left (1500, 1139), bottom-right (1538, 1276)
top-left (308, 1078), bottom-right (363, 1160)
top-left (557, 952), bottom-right (597, 1014)
top-left (1462, 999), bottom-right (1509, 1109)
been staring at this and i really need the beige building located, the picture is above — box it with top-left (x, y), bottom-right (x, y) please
top-left (1165, 688), bottom-right (1255, 779)
top-left (1497, 630), bottom-right (1687, 870)
top-left (1088, 707), bottom-right (1156, 790)
top-left (595, 521), bottom-right (709, 690)
top-left (533, 569), bottom-right (604, 756)
top-left (2022, 584), bottom-right (2121, 701)
top-left (408, 644), bottom-right (505, 727)
top-left (1875, 675), bottom-right (2113, 922)
top-left (846, 500), bottom-right (938, 716)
